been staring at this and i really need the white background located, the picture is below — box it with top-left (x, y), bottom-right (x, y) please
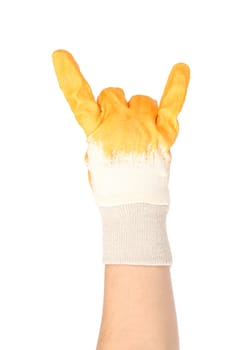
top-left (0, 0), bottom-right (245, 349)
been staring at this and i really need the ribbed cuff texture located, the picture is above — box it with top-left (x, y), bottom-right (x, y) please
top-left (98, 203), bottom-right (172, 266)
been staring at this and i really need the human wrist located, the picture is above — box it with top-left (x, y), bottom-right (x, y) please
top-left (96, 265), bottom-right (179, 350)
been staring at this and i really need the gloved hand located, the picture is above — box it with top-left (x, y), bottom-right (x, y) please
top-left (52, 49), bottom-right (190, 265)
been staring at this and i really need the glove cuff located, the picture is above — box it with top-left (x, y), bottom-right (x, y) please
top-left (98, 203), bottom-right (172, 266)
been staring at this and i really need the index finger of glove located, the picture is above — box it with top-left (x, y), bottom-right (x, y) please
top-left (52, 50), bottom-right (101, 135)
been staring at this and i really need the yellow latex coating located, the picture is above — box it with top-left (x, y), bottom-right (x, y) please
top-left (52, 50), bottom-right (101, 136)
top-left (52, 50), bottom-right (190, 157)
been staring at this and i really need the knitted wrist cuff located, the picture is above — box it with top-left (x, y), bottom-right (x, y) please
top-left (98, 203), bottom-right (172, 266)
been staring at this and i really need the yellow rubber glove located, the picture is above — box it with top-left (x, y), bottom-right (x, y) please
top-left (52, 49), bottom-right (190, 265)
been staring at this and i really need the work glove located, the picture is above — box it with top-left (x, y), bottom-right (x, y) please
top-left (52, 49), bottom-right (190, 265)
